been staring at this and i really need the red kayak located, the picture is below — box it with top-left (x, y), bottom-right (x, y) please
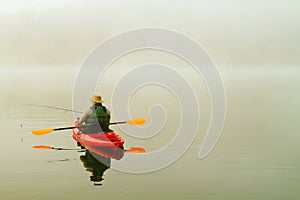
top-left (72, 119), bottom-right (125, 160)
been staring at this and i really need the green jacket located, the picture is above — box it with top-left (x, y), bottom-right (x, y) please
top-left (85, 104), bottom-right (110, 132)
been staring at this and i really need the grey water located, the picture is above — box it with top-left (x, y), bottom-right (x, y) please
top-left (0, 65), bottom-right (300, 200)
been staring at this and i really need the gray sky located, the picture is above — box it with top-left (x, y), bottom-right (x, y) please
top-left (0, 0), bottom-right (299, 67)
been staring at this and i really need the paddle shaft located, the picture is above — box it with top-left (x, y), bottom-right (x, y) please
top-left (109, 122), bottom-right (126, 125)
top-left (54, 126), bottom-right (77, 131)
top-left (52, 147), bottom-right (85, 151)
top-left (32, 118), bottom-right (145, 135)
top-left (53, 122), bottom-right (126, 131)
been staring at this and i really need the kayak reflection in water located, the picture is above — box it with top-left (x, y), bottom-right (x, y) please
top-left (80, 150), bottom-right (111, 186)
top-left (77, 94), bottom-right (112, 133)
top-left (79, 143), bottom-right (125, 186)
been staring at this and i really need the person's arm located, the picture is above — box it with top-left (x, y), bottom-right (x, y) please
top-left (77, 108), bottom-right (92, 125)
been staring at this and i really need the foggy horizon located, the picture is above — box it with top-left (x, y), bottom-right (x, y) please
top-left (0, 0), bottom-right (299, 68)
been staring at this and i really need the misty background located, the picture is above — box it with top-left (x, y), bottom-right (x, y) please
top-left (0, 0), bottom-right (299, 107)
top-left (0, 1), bottom-right (300, 199)
top-left (0, 0), bottom-right (299, 67)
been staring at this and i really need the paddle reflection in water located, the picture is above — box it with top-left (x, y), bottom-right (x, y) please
top-left (33, 144), bottom-right (126, 186)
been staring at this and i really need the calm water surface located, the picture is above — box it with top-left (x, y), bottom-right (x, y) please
top-left (0, 66), bottom-right (299, 200)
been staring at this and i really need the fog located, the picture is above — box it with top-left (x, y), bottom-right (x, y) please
top-left (0, 2), bottom-right (300, 199)
top-left (0, 0), bottom-right (299, 68)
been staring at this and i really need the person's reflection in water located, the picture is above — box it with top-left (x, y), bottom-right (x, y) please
top-left (80, 150), bottom-right (111, 186)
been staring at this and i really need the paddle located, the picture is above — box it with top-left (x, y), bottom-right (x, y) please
top-left (125, 147), bottom-right (146, 153)
top-left (32, 118), bottom-right (146, 135)
top-left (110, 118), bottom-right (146, 125)
top-left (33, 145), bottom-right (86, 151)
top-left (33, 145), bottom-right (146, 153)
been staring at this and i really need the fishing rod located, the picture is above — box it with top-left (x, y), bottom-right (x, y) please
top-left (26, 104), bottom-right (83, 114)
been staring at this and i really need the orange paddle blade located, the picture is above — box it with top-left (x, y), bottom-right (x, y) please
top-left (126, 147), bottom-right (146, 153)
top-left (32, 145), bottom-right (54, 150)
top-left (32, 128), bottom-right (54, 135)
top-left (126, 118), bottom-right (146, 125)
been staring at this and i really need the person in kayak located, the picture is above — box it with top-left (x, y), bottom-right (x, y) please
top-left (77, 94), bottom-right (112, 133)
